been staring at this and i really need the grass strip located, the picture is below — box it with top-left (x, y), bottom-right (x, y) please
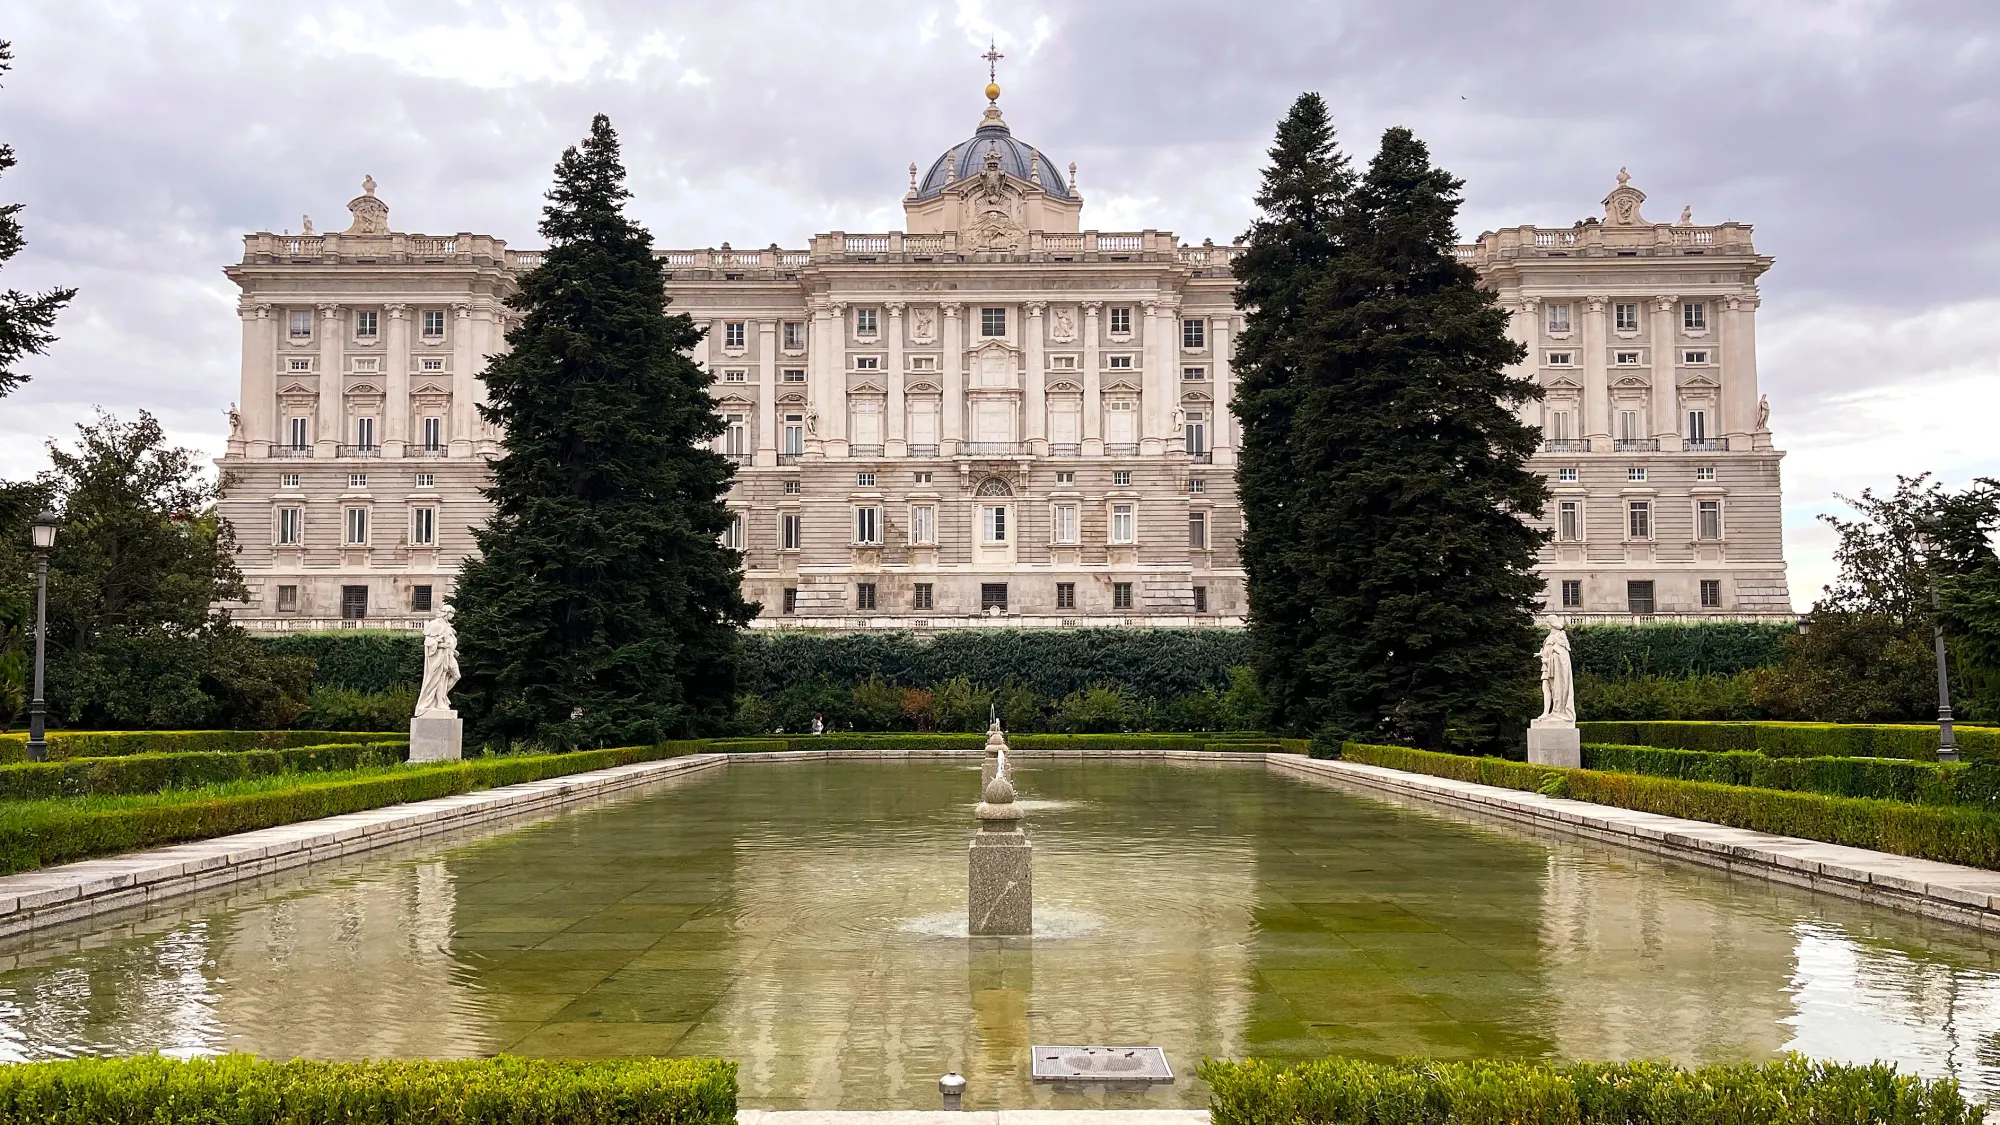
top-left (0, 742), bottom-right (409, 801)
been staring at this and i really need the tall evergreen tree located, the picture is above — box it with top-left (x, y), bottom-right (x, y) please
top-left (1291, 127), bottom-right (1548, 750)
top-left (453, 115), bottom-right (754, 748)
top-left (1230, 93), bottom-right (1354, 731)
top-left (0, 41), bottom-right (75, 401)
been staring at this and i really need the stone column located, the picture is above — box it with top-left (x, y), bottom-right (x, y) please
top-left (941, 302), bottom-right (964, 454)
top-left (1582, 295), bottom-right (1609, 451)
top-left (471, 303), bottom-right (501, 446)
top-left (241, 303), bottom-right (274, 455)
top-left (885, 302), bottom-right (907, 456)
top-left (756, 319), bottom-right (778, 466)
top-left (1210, 313), bottom-right (1233, 456)
top-left (383, 303), bottom-right (410, 454)
top-left (1023, 301), bottom-right (1046, 453)
top-left (1650, 295), bottom-right (1680, 451)
top-left (825, 301), bottom-right (848, 455)
top-left (450, 303), bottom-right (474, 453)
top-left (1158, 298), bottom-right (1180, 449)
top-left (316, 303), bottom-right (343, 454)
top-left (1722, 294), bottom-right (1760, 449)
top-left (1139, 300), bottom-right (1164, 454)
top-left (806, 304), bottom-right (832, 456)
top-left (1506, 296), bottom-right (1538, 429)
top-left (1081, 302), bottom-right (1103, 454)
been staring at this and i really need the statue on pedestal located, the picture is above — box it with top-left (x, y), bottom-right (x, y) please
top-left (1527, 617), bottom-right (1581, 768)
top-left (410, 605), bottom-right (464, 762)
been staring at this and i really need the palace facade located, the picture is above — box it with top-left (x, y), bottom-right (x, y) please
top-left (214, 90), bottom-right (1790, 631)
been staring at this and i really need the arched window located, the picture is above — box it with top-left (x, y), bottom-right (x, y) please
top-left (976, 477), bottom-right (1013, 497)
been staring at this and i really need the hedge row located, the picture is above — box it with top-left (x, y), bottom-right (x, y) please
top-left (0, 741), bottom-right (708, 873)
top-left (1339, 742), bottom-right (2000, 869)
top-left (1568, 621), bottom-right (1793, 679)
top-left (1579, 720), bottom-right (2000, 762)
top-left (0, 729), bottom-right (387, 764)
top-left (0, 1055), bottom-right (735, 1125)
top-left (0, 742), bottom-right (410, 801)
top-left (255, 631), bottom-right (423, 693)
top-left (709, 731), bottom-right (1288, 753)
top-left (1198, 1054), bottom-right (1977, 1125)
top-left (1584, 743), bottom-right (2000, 810)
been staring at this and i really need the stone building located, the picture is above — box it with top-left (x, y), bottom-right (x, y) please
top-left (214, 89), bottom-right (1788, 631)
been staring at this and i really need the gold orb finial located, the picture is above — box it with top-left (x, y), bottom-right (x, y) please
top-left (985, 81), bottom-right (1001, 102)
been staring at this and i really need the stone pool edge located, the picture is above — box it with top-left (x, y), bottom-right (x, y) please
top-left (1272, 755), bottom-right (2000, 933)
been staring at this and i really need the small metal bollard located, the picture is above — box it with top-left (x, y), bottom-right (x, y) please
top-left (939, 1072), bottom-right (967, 1110)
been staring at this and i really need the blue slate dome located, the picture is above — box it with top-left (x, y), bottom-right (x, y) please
top-left (914, 108), bottom-right (1074, 203)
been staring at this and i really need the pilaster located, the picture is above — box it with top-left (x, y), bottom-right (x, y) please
top-left (941, 302), bottom-right (964, 453)
top-left (1023, 301), bottom-right (1047, 453)
top-left (449, 302), bottom-right (474, 454)
top-left (756, 319), bottom-right (778, 466)
top-left (885, 302), bottom-right (907, 456)
top-left (1581, 295), bottom-right (1609, 450)
top-left (383, 303), bottom-right (410, 454)
top-left (1140, 300), bottom-right (1165, 455)
top-left (241, 303), bottom-right (274, 455)
top-left (316, 303), bottom-right (343, 454)
top-left (1722, 294), bottom-right (1760, 448)
top-left (1210, 314), bottom-right (1234, 461)
top-left (1650, 295), bottom-right (1680, 451)
top-left (1081, 302), bottom-right (1103, 454)
top-left (825, 300), bottom-right (849, 456)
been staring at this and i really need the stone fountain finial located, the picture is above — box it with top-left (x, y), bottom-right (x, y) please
top-left (982, 708), bottom-right (1009, 786)
top-left (969, 717), bottom-right (1031, 935)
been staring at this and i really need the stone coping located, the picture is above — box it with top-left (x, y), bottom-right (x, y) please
top-left (1272, 755), bottom-right (2000, 933)
top-left (740, 1113), bottom-right (1208, 1125)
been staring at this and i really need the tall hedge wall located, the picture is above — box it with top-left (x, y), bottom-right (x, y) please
top-left (1568, 621), bottom-right (1793, 678)
top-left (1579, 720), bottom-right (2000, 762)
top-left (254, 632), bottom-right (423, 692)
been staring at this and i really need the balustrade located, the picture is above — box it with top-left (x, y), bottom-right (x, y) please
top-left (1543, 439), bottom-right (1590, 453)
top-left (268, 446), bottom-right (314, 459)
top-left (1683, 437), bottom-right (1729, 452)
top-left (1613, 438), bottom-right (1660, 453)
top-left (960, 441), bottom-right (1026, 457)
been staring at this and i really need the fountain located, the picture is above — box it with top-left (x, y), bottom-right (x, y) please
top-left (968, 726), bottom-right (1032, 936)
top-left (980, 710), bottom-right (1007, 787)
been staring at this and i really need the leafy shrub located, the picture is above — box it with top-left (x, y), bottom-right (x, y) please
top-left (848, 675), bottom-right (904, 731)
top-left (1340, 742), bottom-right (2000, 869)
top-left (1586, 743), bottom-right (2000, 809)
top-left (0, 1054), bottom-right (735, 1125)
top-left (1577, 671), bottom-right (1767, 721)
top-left (1198, 1054), bottom-right (1978, 1125)
top-left (1567, 621), bottom-right (1793, 679)
top-left (0, 741), bottom-right (407, 800)
top-left (1577, 720), bottom-right (2000, 762)
top-left (255, 632), bottom-right (423, 693)
top-left (294, 685), bottom-right (419, 732)
top-left (1052, 685), bottom-right (1136, 733)
top-left (0, 728), bottom-right (383, 763)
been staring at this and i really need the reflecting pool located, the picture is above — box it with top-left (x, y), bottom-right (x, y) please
top-left (0, 760), bottom-right (1996, 1108)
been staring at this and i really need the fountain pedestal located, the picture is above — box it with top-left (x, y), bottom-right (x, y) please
top-left (981, 717), bottom-right (1007, 787)
top-left (969, 743), bottom-right (1032, 936)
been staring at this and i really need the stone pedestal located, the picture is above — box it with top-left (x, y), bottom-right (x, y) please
top-left (968, 830), bottom-right (1033, 936)
top-left (1527, 722), bottom-right (1580, 768)
top-left (410, 711), bottom-right (463, 763)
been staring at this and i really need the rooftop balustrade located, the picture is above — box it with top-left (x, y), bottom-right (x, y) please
top-left (1460, 220), bottom-right (1755, 265)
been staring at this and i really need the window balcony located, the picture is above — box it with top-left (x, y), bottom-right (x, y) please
top-left (1104, 443), bottom-right (1139, 457)
top-left (337, 444), bottom-right (381, 459)
top-left (776, 452), bottom-right (802, 466)
top-left (403, 445), bottom-right (448, 458)
top-left (960, 441), bottom-right (1026, 457)
top-left (1185, 450), bottom-right (1213, 464)
top-left (1048, 443), bottom-right (1082, 458)
top-left (848, 444), bottom-right (884, 457)
top-left (1542, 439), bottom-right (1589, 453)
top-left (1613, 438), bottom-right (1660, 453)
top-left (721, 452), bottom-right (752, 466)
top-left (1683, 437), bottom-right (1729, 452)
top-left (268, 445), bottom-right (314, 459)
top-left (906, 444), bottom-right (940, 458)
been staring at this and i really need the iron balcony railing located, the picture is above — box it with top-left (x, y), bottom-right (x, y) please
top-left (960, 441), bottom-right (1026, 456)
top-left (1543, 439), bottom-right (1589, 453)
top-left (336, 444), bottom-right (381, 458)
top-left (1613, 438), bottom-right (1660, 452)
top-left (1683, 437), bottom-right (1728, 452)
top-left (403, 445), bottom-right (447, 458)
top-left (1048, 443), bottom-right (1082, 458)
top-left (776, 452), bottom-right (802, 466)
top-left (721, 452), bottom-right (752, 465)
top-left (269, 445), bottom-right (314, 459)
top-left (1104, 443), bottom-right (1139, 456)
top-left (1185, 450), bottom-right (1213, 464)
top-left (906, 444), bottom-right (940, 458)
top-left (848, 444), bottom-right (884, 457)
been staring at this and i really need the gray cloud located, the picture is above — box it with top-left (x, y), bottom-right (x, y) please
top-left (3, 0), bottom-right (1997, 606)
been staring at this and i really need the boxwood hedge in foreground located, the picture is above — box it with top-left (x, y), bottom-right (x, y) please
top-left (1578, 720), bottom-right (2000, 762)
top-left (0, 1055), bottom-right (735, 1125)
top-left (0, 730), bottom-right (384, 764)
top-left (1198, 1055), bottom-right (1981, 1125)
top-left (1584, 742), bottom-right (2000, 809)
top-left (0, 742), bottom-right (410, 801)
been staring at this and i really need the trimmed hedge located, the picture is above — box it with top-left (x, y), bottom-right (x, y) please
top-left (1585, 743), bottom-right (2000, 810)
top-left (1580, 720), bottom-right (2000, 762)
top-left (0, 1055), bottom-right (734, 1125)
top-left (0, 741), bottom-right (708, 873)
top-left (255, 631), bottom-right (423, 693)
top-left (0, 729), bottom-right (386, 764)
top-left (1340, 742), bottom-right (2000, 869)
top-left (1568, 621), bottom-right (1794, 679)
top-left (0, 742), bottom-right (410, 801)
top-left (1198, 1055), bottom-right (1977, 1125)
top-left (712, 732), bottom-right (1283, 753)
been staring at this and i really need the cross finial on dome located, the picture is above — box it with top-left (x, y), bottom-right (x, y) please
top-left (982, 39), bottom-right (1004, 103)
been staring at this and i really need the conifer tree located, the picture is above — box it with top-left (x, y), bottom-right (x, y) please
top-left (0, 41), bottom-right (74, 401)
top-left (452, 115), bottom-right (754, 747)
top-left (1230, 93), bottom-right (1354, 731)
top-left (1292, 127), bottom-right (1548, 750)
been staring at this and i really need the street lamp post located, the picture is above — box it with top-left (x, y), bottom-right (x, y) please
top-left (24, 511), bottom-right (58, 763)
top-left (1931, 581), bottom-right (1959, 763)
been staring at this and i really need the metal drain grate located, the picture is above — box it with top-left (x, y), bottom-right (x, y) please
top-left (1030, 1045), bottom-right (1173, 1083)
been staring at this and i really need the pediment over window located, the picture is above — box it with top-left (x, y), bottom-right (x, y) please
top-left (1046, 381), bottom-right (1082, 394)
top-left (1543, 375), bottom-right (1584, 391)
top-left (848, 379), bottom-right (886, 395)
top-left (410, 381), bottom-right (452, 398)
top-left (1180, 390), bottom-right (1214, 404)
top-left (345, 381), bottom-right (384, 397)
top-left (1102, 378), bottom-right (1140, 393)
top-left (715, 392), bottom-right (755, 407)
top-left (776, 392), bottom-right (808, 406)
top-left (1678, 372), bottom-right (1722, 389)
top-left (1612, 376), bottom-right (1650, 390)
top-left (905, 381), bottom-right (941, 394)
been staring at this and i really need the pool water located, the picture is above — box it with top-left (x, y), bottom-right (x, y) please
top-left (0, 759), bottom-right (1995, 1108)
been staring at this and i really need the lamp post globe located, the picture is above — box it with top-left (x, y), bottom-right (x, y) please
top-left (24, 511), bottom-right (58, 763)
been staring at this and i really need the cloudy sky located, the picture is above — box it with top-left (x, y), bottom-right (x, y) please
top-left (3, 0), bottom-right (1997, 606)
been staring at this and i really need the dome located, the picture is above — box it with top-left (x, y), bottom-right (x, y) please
top-left (913, 107), bottom-right (1074, 203)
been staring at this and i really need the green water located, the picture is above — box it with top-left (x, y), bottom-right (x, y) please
top-left (0, 759), bottom-right (1996, 1108)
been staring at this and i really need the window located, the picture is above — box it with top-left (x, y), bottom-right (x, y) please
top-left (783, 479), bottom-right (801, 495)
top-left (1111, 503), bottom-right (1135, 543)
top-left (782, 368), bottom-right (806, 383)
top-left (276, 507), bottom-right (302, 545)
top-left (981, 583), bottom-right (1009, 611)
top-left (1627, 580), bottom-right (1656, 615)
top-left (1682, 302), bottom-right (1706, 331)
top-left (1628, 500), bottom-right (1652, 540)
top-left (348, 472), bottom-right (368, 489)
top-left (1112, 470), bottom-right (1132, 487)
top-left (982, 505), bottom-right (1008, 543)
top-left (914, 583), bottom-right (934, 610)
top-left (345, 507), bottom-right (369, 545)
top-left (1187, 478), bottom-right (1206, 494)
top-left (1184, 411), bottom-right (1206, 455)
top-left (420, 358), bottom-right (445, 371)
top-left (281, 472), bottom-right (300, 488)
top-left (289, 358), bottom-right (313, 372)
top-left (1053, 504), bottom-right (1077, 544)
top-left (1182, 318), bottom-right (1205, 349)
top-left (1113, 582), bottom-right (1134, 610)
top-left (1546, 303), bottom-right (1572, 333)
top-left (1108, 355), bottom-right (1133, 369)
top-left (410, 506), bottom-right (436, 546)
top-left (276, 584), bottom-right (299, 612)
top-left (853, 355), bottom-right (879, 370)
top-left (1686, 410), bottom-right (1708, 442)
top-left (1193, 586), bottom-right (1208, 613)
top-left (911, 504), bottom-right (936, 544)
top-left (1055, 471), bottom-right (1074, 485)
top-left (354, 417), bottom-right (376, 449)
top-left (288, 309), bottom-right (313, 338)
top-left (723, 369), bottom-right (746, 383)
top-left (1109, 307), bottom-right (1132, 335)
top-left (1628, 467), bottom-right (1648, 482)
top-left (783, 415), bottom-right (805, 456)
top-left (854, 506), bottom-right (881, 544)
top-left (1701, 579), bottom-right (1722, 608)
top-left (1557, 467), bottom-right (1578, 483)
top-left (422, 416), bottom-right (443, 451)
top-left (288, 417), bottom-right (310, 449)
top-left (1615, 351), bottom-right (1640, 365)
top-left (1683, 350), bottom-right (1709, 365)
top-left (981, 307), bottom-right (1006, 337)
top-left (421, 310), bottom-right (445, 338)
top-left (781, 513), bottom-right (803, 549)
top-left (854, 308), bottom-right (877, 336)
top-left (1188, 511), bottom-right (1208, 549)
top-left (1614, 303), bottom-right (1638, 332)
top-left (341, 585), bottom-right (368, 620)
top-left (1697, 499), bottom-right (1723, 540)
top-left (1561, 579), bottom-right (1582, 609)
top-left (1183, 366), bottom-right (1206, 381)
top-left (856, 582), bottom-right (878, 610)
top-left (415, 471), bottom-right (435, 488)
top-left (355, 310), bottom-right (378, 338)
top-left (1696, 466), bottom-right (1716, 482)
top-left (1558, 501), bottom-right (1581, 542)
top-left (723, 321), bottom-right (746, 349)
top-left (1056, 582), bottom-right (1076, 609)
top-left (855, 471), bottom-right (876, 487)
top-left (351, 358), bottom-right (381, 374)
top-left (783, 321), bottom-right (805, 349)
top-left (1618, 410), bottom-right (1640, 441)
top-left (723, 513), bottom-right (743, 550)
top-left (782, 587), bottom-right (798, 614)
top-left (412, 585), bottom-right (433, 612)
top-left (1547, 351), bottom-right (1574, 366)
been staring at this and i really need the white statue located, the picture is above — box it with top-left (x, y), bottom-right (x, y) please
top-left (1678, 205), bottom-right (1692, 225)
top-left (1051, 306), bottom-right (1076, 341)
top-left (1536, 618), bottom-right (1575, 726)
top-left (226, 403), bottom-right (242, 439)
top-left (913, 306), bottom-right (936, 342)
top-left (415, 605), bottom-right (460, 715)
top-left (301, 215), bottom-right (314, 235)
top-left (1756, 393), bottom-right (1771, 430)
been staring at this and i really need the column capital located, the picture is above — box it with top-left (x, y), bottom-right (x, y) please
top-left (1081, 301), bottom-right (1103, 315)
top-left (317, 302), bottom-right (342, 318)
top-left (883, 301), bottom-right (906, 317)
top-left (244, 302), bottom-right (272, 319)
top-left (1519, 294), bottom-right (1542, 311)
top-left (1726, 294), bottom-right (1759, 311)
top-left (384, 302), bottom-right (410, 318)
top-left (1584, 295), bottom-right (1608, 312)
top-left (452, 302), bottom-right (472, 319)
top-left (758, 317), bottom-right (779, 330)
top-left (1024, 300), bottom-right (1048, 316)
top-left (940, 302), bottom-right (962, 318)
top-left (830, 300), bottom-right (848, 315)
top-left (1653, 294), bottom-right (1680, 311)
